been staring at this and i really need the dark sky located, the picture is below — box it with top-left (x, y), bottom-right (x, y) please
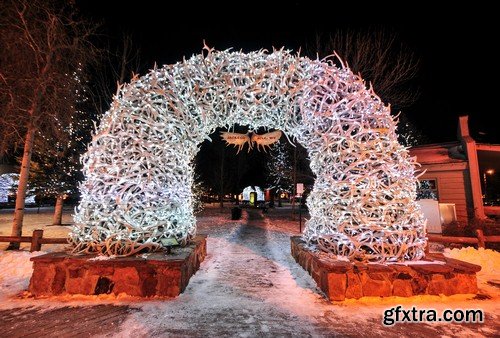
top-left (78, 1), bottom-right (497, 144)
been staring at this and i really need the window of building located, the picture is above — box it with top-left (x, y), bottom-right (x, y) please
top-left (417, 179), bottom-right (438, 200)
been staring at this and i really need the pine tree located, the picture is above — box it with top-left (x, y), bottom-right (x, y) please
top-left (266, 142), bottom-right (293, 206)
top-left (28, 101), bottom-right (95, 224)
top-left (396, 112), bottom-right (428, 147)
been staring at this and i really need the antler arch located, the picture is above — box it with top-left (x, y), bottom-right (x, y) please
top-left (70, 48), bottom-right (426, 262)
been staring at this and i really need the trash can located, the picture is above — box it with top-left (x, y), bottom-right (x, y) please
top-left (231, 207), bottom-right (242, 220)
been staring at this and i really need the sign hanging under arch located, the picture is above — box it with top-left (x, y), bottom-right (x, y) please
top-left (220, 130), bottom-right (282, 153)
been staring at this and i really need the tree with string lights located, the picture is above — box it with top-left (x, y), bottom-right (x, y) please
top-left (0, 0), bottom-right (97, 248)
top-left (266, 141), bottom-right (293, 207)
top-left (28, 103), bottom-right (94, 224)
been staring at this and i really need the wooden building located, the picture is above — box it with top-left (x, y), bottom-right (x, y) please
top-left (410, 116), bottom-right (500, 225)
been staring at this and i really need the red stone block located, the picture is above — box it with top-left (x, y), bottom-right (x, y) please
top-left (410, 275), bottom-right (429, 295)
top-left (393, 279), bottom-right (413, 297)
top-left (360, 272), bottom-right (392, 297)
top-left (141, 272), bottom-right (159, 297)
top-left (81, 275), bottom-right (100, 294)
top-left (345, 271), bottom-right (363, 299)
top-left (443, 257), bottom-right (482, 273)
top-left (68, 267), bottom-right (85, 278)
top-left (322, 272), bottom-right (347, 301)
top-left (89, 265), bottom-right (114, 276)
top-left (28, 264), bottom-right (56, 296)
top-left (65, 276), bottom-right (85, 294)
top-left (428, 273), bottom-right (478, 296)
top-left (427, 274), bottom-right (450, 295)
top-left (29, 236), bottom-right (207, 298)
top-left (112, 267), bottom-right (141, 295)
top-left (367, 264), bottom-right (394, 273)
top-left (289, 236), bottom-right (479, 300)
top-left (156, 267), bottom-right (182, 296)
top-left (52, 266), bottom-right (66, 294)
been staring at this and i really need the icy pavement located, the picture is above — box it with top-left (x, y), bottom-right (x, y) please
top-left (0, 304), bottom-right (133, 337)
top-left (0, 206), bottom-right (498, 337)
top-left (121, 210), bottom-right (334, 336)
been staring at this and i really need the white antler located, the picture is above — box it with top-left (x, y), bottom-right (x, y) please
top-left (220, 131), bottom-right (252, 154)
top-left (251, 130), bottom-right (282, 152)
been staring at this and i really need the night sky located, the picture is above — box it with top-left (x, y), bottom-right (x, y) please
top-left (78, 1), bottom-right (496, 144)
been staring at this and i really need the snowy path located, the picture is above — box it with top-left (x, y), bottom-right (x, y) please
top-left (119, 209), bottom-right (334, 336)
top-left (0, 207), bottom-right (498, 337)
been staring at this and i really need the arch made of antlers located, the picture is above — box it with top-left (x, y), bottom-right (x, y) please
top-left (70, 48), bottom-right (427, 262)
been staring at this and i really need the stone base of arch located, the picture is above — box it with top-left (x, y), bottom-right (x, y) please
top-left (28, 236), bottom-right (206, 298)
top-left (290, 237), bottom-right (480, 301)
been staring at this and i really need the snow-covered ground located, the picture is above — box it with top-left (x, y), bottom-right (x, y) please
top-left (0, 205), bottom-right (498, 337)
top-left (0, 206), bottom-right (72, 251)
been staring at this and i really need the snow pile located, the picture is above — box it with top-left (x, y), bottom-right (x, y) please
top-left (89, 255), bottom-right (116, 260)
top-left (0, 250), bottom-right (45, 302)
top-left (0, 206), bottom-right (71, 251)
top-left (444, 246), bottom-right (500, 296)
top-left (444, 247), bottom-right (499, 277)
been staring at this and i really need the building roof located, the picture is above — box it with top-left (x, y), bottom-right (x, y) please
top-left (409, 141), bottom-right (467, 165)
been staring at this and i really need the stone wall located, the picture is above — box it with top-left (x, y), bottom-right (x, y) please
top-left (29, 236), bottom-right (207, 298)
top-left (290, 236), bottom-right (480, 301)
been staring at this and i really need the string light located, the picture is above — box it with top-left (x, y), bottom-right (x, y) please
top-left (0, 173), bottom-right (36, 204)
top-left (29, 70), bottom-right (92, 200)
top-left (0, 174), bottom-right (16, 203)
top-left (267, 142), bottom-right (293, 195)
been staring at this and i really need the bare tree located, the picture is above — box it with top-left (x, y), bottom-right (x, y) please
top-left (312, 29), bottom-right (419, 109)
top-left (0, 0), bottom-right (97, 248)
top-left (89, 33), bottom-right (142, 117)
top-left (309, 28), bottom-right (425, 146)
